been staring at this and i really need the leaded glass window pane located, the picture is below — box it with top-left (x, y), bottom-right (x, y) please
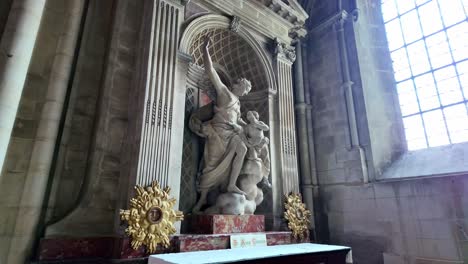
top-left (382, 0), bottom-right (468, 150)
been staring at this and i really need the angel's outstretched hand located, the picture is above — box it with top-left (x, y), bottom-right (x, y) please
top-left (203, 33), bottom-right (213, 50)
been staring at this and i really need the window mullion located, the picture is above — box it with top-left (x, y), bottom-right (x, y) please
top-left (402, 99), bottom-right (468, 118)
top-left (392, 18), bottom-right (467, 52)
top-left (396, 57), bottom-right (468, 86)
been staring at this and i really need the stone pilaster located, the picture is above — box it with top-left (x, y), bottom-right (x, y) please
top-left (334, 11), bottom-right (369, 184)
top-left (0, 0), bottom-right (46, 176)
top-left (126, 0), bottom-right (187, 215)
top-left (273, 39), bottom-right (300, 195)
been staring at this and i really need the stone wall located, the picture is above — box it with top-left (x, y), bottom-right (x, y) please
top-left (349, 0), bottom-right (405, 178)
top-left (0, 0), bottom-right (142, 260)
top-left (0, 0), bottom-right (13, 39)
top-left (46, 0), bottom-right (115, 222)
top-left (46, 0), bottom-right (143, 237)
top-left (303, 0), bottom-right (468, 263)
top-left (322, 175), bottom-right (468, 263)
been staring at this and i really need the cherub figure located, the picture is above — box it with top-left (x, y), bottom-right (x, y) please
top-left (243, 111), bottom-right (269, 160)
top-left (237, 111), bottom-right (271, 204)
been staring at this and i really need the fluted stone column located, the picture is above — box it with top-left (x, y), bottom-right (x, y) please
top-left (0, 0), bottom-right (46, 176)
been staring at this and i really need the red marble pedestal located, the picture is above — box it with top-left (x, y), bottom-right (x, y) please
top-left (38, 237), bottom-right (115, 260)
top-left (177, 231), bottom-right (292, 252)
top-left (187, 214), bottom-right (265, 234)
top-left (37, 231), bottom-right (294, 260)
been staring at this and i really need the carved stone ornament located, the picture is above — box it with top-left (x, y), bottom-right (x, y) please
top-left (120, 181), bottom-right (184, 253)
top-left (284, 193), bottom-right (311, 240)
top-left (274, 38), bottom-right (296, 63)
top-left (230, 16), bottom-right (241, 32)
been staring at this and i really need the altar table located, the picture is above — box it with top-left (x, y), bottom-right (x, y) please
top-left (148, 243), bottom-right (352, 264)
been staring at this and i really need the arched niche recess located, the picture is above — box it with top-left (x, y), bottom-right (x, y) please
top-left (178, 14), bottom-right (277, 218)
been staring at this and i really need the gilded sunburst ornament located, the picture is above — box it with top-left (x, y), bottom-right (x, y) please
top-left (120, 181), bottom-right (183, 253)
top-left (284, 193), bottom-right (311, 240)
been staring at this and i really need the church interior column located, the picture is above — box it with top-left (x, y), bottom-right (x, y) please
top-left (0, 0), bottom-right (46, 176)
top-left (293, 39), bottom-right (316, 232)
top-left (5, 2), bottom-right (87, 262)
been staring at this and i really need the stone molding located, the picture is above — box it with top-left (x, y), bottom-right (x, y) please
top-left (294, 102), bottom-right (312, 111)
top-left (308, 7), bottom-right (360, 36)
top-left (259, 0), bottom-right (308, 39)
top-left (309, 10), bottom-right (349, 35)
top-left (262, 0), bottom-right (308, 25)
top-left (191, 0), bottom-right (307, 44)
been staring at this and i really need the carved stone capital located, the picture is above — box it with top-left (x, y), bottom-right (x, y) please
top-left (273, 38), bottom-right (296, 63)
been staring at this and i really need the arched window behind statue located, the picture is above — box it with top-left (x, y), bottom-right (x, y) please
top-left (381, 0), bottom-right (468, 150)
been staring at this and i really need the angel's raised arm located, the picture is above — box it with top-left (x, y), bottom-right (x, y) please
top-left (203, 35), bottom-right (228, 95)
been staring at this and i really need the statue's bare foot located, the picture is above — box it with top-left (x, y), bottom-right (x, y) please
top-left (227, 185), bottom-right (246, 196)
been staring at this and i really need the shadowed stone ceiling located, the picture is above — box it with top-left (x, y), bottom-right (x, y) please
top-left (189, 28), bottom-right (269, 92)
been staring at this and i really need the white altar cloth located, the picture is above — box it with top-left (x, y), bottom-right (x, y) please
top-left (148, 243), bottom-right (351, 264)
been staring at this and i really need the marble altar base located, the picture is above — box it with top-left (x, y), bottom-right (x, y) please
top-left (37, 237), bottom-right (175, 261)
top-left (186, 214), bottom-right (265, 234)
top-left (177, 231), bottom-right (292, 252)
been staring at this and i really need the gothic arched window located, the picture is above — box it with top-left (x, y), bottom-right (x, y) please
top-left (382, 0), bottom-right (468, 150)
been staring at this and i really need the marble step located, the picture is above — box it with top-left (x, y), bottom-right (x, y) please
top-left (38, 231), bottom-right (299, 261)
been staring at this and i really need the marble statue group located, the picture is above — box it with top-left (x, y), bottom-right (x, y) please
top-left (189, 34), bottom-right (271, 215)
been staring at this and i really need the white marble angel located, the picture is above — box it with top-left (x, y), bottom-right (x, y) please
top-left (189, 34), bottom-right (252, 213)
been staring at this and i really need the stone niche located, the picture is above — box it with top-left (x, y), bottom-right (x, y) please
top-left (178, 0), bottom-right (308, 230)
top-left (180, 27), bottom-right (272, 215)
